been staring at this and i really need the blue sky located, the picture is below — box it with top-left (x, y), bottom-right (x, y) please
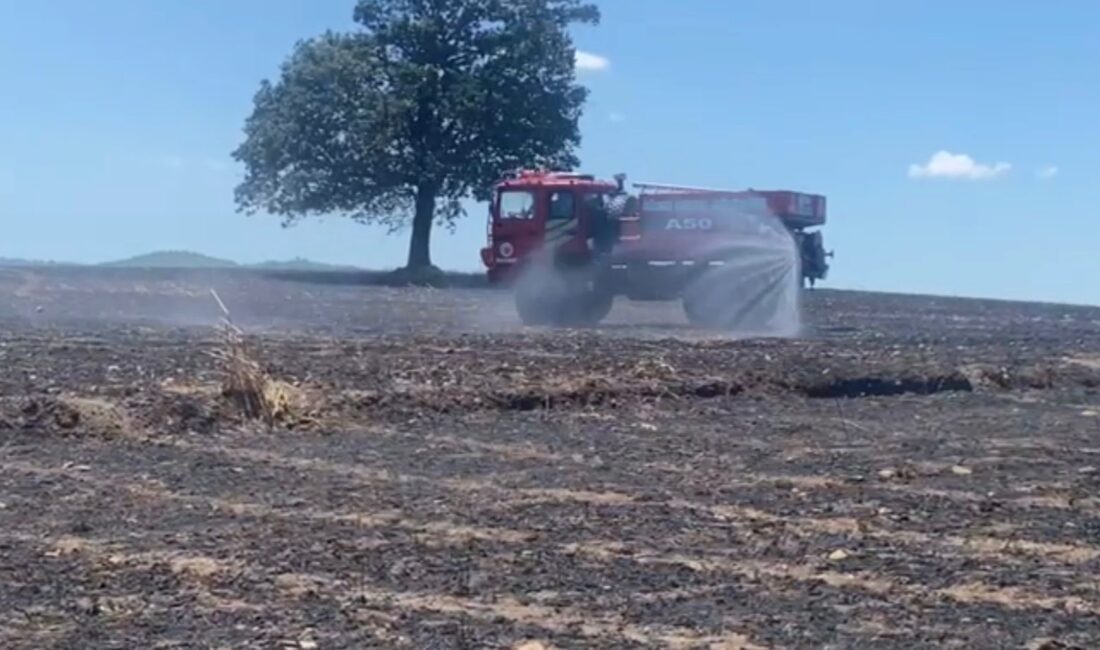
top-left (2, 0), bottom-right (1098, 304)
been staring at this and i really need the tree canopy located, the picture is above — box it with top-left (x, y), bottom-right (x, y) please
top-left (233, 0), bottom-right (600, 272)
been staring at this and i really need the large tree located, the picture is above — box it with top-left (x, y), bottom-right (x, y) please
top-left (233, 0), bottom-right (599, 273)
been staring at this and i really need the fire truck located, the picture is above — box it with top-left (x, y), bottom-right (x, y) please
top-left (479, 170), bottom-right (831, 328)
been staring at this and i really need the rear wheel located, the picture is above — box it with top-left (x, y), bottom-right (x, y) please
top-left (682, 262), bottom-right (800, 334)
top-left (682, 290), bottom-right (718, 328)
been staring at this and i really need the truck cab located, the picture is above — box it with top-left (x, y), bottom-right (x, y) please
top-left (480, 170), bottom-right (619, 284)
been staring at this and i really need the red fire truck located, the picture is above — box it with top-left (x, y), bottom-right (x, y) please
top-left (480, 170), bottom-right (831, 327)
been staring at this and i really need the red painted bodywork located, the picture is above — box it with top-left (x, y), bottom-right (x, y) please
top-left (615, 189), bottom-right (825, 262)
top-left (481, 171), bottom-right (826, 284)
top-left (482, 171), bottom-right (616, 283)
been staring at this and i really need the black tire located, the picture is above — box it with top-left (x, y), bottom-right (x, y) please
top-left (682, 267), bottom-right (726, 328)
top-left (560, 285), bottom-right (614, 327)
top-left (682, 291), bottom-right (718, 328)
top-left (515, 287), bottom-right (552, 325)
top-left (514, 265), bottom-right (612, 327)
top-left (682, 265), bottom-right (791, 331)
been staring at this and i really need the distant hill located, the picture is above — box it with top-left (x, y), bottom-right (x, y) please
top-left (101, 251), bottom-right (238, 269)
top-left (98, 251), bottom-right (360, 271)
top-left (251, 258), bottom-right (359, 271)
top-left (5, 250), bottom-right (360, 271)
top-left (0, 257), bottom-right (64, 267)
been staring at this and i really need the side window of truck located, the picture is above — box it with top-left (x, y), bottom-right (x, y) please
top-left (549, 191), bottom-right (574, 222)
top-left (500, 191), bottom-right (534, 219)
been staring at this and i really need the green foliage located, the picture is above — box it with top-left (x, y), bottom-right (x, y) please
top-left (233, 0), bottom-right (599, 268)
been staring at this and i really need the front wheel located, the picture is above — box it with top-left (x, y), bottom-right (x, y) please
top-left (565, 284), bottom-right (613, 326)
top-left (514, 266), bottom-right (613, 327)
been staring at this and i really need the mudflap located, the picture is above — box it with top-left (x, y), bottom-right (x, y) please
top-left (798, 230), bottom-right (830, 286)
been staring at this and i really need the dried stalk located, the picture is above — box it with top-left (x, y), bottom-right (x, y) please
top-left (208, 289), bottom-right (296, 428)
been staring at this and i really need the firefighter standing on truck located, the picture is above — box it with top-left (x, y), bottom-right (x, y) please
top-left (588, 173), bottom-right (629, 257)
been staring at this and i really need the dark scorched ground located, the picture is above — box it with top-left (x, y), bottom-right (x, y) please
top-left (1, 267), bottom-right (1100, 649)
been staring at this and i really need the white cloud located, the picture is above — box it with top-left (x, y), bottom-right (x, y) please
top-left (204, 159), bottom-right (231, 173)
top-left (1036, 165), bottom-right (1059, 179)
top-left (608, 111), bottom-right (625, 123)
top-left (908, 150), bottom-right (1011, 180)
top-left (575, 50), bottom-right (609, 72)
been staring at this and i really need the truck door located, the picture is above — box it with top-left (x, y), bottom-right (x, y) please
top-left (492, 189), bottom-right (539, 264)
top-left (544, 190), bottom-right (579, 253)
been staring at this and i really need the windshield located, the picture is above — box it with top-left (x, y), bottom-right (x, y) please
top-left (498, 190), bottom-right (534, 220)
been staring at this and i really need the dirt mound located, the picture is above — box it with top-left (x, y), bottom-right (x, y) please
top-left (4, 360), bottom-right (1088, 438)
top-left (154, 381), bottom-right (316, 433)
top-left (2, 386), bottom-right (319, 438)
top-left (7, 395), bottom-right (138, 438)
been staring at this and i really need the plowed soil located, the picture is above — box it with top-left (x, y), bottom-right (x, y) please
top-left (2, 267), bottom-right (1100, 649)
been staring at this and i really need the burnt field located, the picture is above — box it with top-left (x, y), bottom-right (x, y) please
top-left (2, 267), bottom-right (1100, 649)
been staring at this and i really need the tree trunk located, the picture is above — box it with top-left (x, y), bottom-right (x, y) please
top-left (406, 184), bottom-right (436, 270)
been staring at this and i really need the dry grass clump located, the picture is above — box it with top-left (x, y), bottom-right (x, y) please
top-left (208, 290), bottom-right (306, 428)
top-left (628, 356), bottom-right (679, 381)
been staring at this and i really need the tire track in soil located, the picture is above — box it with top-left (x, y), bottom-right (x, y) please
top-left (3, 532), bottom-right (773, 650)
top-left (9, 425), bottom-right (1099, 559)
top-left (364, 426), bottom-right (1100, 532)
top-left (8, 442), bottom-right (1100, 629)
top-left (9, 435), bottom-right (1097, 575)
top-left (5, 456), bottom-right (1100, 609)
top-left (0, 459), bottom-right (531, 546)
top-left (3, 505), bottom-right (1092, 648)
top-left (152, 439), bottom-right (1100, 566)
top-left (2, 518), bottom-right (1081, 649)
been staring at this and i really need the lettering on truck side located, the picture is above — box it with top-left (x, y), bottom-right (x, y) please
top-left (665, 218), bottom-right (714, 231)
